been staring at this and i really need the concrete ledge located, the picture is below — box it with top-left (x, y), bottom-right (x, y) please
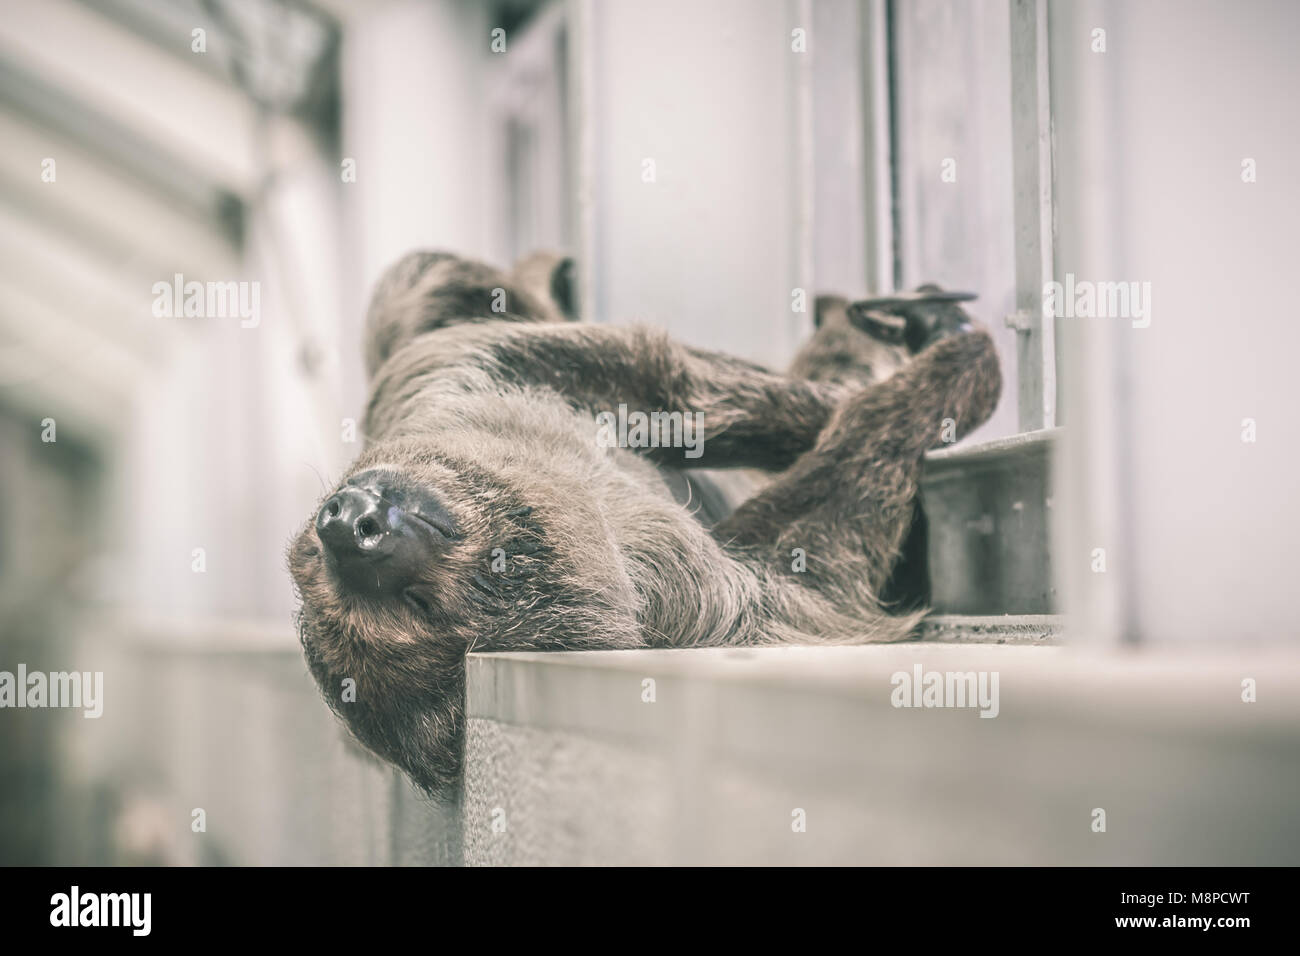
top-left (924, 426), bottom-right (1062, 467)
top-left (915, 613), bottom-right (1062, 644)
top-left (464, 644), bottom-right (1300, 865)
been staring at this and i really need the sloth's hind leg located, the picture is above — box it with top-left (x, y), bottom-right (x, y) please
top-left (715, 330), bottom-right (1001, 607)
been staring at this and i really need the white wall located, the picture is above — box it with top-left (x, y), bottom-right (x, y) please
top-left (579, 0), bottom-right (807, 367)
top-left (341, 0), bottom-right (495, 332)
top-left (1053, 0), bottom-right (1300, 644)
top-left (811, 0), bottom-right (869, 297)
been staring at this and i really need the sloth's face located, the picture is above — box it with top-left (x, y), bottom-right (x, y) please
top-left (304, 467), bottom-right (463, 614)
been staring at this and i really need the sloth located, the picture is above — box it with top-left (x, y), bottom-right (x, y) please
top-left (288, 251), bottom-right (1001, 793)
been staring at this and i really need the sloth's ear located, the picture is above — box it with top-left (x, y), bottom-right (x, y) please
top-left (550, 257), bottom-right (579, 320)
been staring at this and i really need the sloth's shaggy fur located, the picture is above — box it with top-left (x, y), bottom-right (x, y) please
top-left (289, 252), bottom-right (1001, 793)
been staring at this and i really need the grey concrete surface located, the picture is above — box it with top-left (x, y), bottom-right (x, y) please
top-left (463, 644), bottom-right (1300, 865)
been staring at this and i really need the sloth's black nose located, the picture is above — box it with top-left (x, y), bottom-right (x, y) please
top-left (317, 487), bottom-right (391, 556)
top-left (316, 485), bottom-right (431, 595)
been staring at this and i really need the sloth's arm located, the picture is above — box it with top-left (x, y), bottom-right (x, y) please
top-left (482, 323), bottom-right (848, 470)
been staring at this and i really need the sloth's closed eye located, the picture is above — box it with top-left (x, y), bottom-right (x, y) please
top-left (407, 510), bottom-right (459, 541)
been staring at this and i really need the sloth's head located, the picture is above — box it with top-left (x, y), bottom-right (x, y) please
top-left (288, 443), bottom-right (549, 793)
top-left (287, 458), bottom-right (482, 792)
top-left (288, 444), bottom-right (633, 793)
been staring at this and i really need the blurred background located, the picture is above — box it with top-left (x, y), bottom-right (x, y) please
top-left (1, 0), bottom-right (1297, 865)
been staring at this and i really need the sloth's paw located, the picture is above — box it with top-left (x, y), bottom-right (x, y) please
top-left (846, 284), bottom-right (978, 353)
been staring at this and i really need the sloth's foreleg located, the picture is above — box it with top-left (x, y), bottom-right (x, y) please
top-left (480, 323), bottom-right (849, 470)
